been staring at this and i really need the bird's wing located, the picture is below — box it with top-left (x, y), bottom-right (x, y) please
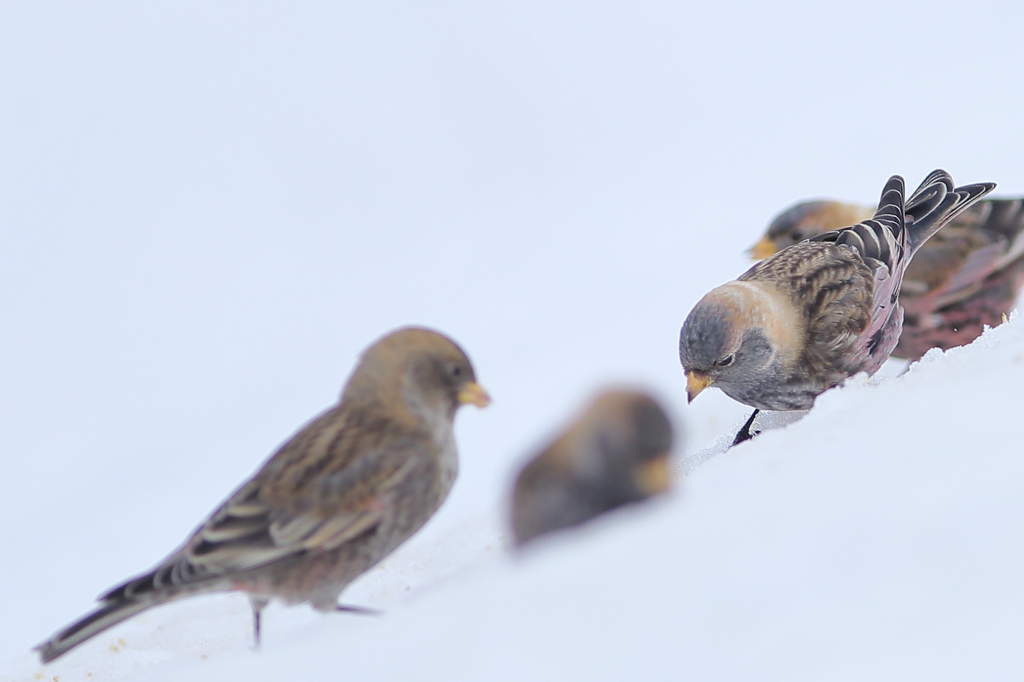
top-left (189, 463), bottom-right (413, 569)
top-left (767, 174), bottom-right (910, 378)
top-left (101, 410), bottom-right (429, 600)
top-left (899, 197), bottom-right (1023, 313)
top-left (812, 171), bottom-right (995, 332)
top-left (808, 175), bottom-right (908, 342)
top-left (904, 231), bottom-right (1006, 312)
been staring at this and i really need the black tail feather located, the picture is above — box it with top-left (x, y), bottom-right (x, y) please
top-left (904, 170), bottom-right (996, 252)
top-left (36, 597), bottom-right (157, 663)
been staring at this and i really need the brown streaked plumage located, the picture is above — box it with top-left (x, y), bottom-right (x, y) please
top-left (751, 197), bottom-right (1024, 360)
top-left (680, 170), bottom-right (995, 412)
top-left (510, 389), bottom-right (674, 547)
top-left (36, 327), bottom-right (489, 664)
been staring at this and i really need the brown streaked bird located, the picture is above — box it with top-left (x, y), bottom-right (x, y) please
top-left (510, 389), bottom-right (674, 547)
top-left (679, 170), bottom-right (994, 436)
top-left (36, 327), bottom-right (490, 664)
top-left (750, 196), bottom-right (1024, 360)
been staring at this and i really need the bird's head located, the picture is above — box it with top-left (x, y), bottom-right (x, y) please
top-left (345, 327), bottom-right (490, 422)
top-left (748, 200), bottom-right (873, 260)
top-left (585, 391), bottom-right (675, 499)
top-left (679, 282), bottom-right (798, 404)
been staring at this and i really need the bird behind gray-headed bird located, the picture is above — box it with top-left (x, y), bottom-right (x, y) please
top-left (36, 327), bottom-right (490, 664)
top-left (749, 195), bottom-right (1024, 361)
top-left (510, 389), bottom-right (674, 547)
top-left (680, 170), bottom-right (995, 412)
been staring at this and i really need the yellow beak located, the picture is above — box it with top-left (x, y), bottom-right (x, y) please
top-left (633, 454), bottom-right (673, 496)
top-left (458, 382), bottom-right (492, 408)
top-left (686, 371), bottom-right (713, 403)
top-left (748, 236), bottom-right (780, 260)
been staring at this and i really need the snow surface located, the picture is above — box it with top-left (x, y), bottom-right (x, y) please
top-left (3, 1), bottom-right (1024, 680)
top-left (7, 319), bottom-right (1024, 681)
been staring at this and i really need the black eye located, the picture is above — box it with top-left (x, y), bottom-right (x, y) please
top-left (790, 230), bottom-right (804, 242)
top-left (717, 354), bottom-right (734, 368)
top-left (450, 365), bottom-right (462, 378)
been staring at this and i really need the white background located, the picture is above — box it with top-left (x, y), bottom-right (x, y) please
top-left (2, 1), bottom-right (1023, 679)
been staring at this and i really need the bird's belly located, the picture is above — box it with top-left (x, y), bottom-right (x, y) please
top-left (722, 382), bottom-right (818, 411)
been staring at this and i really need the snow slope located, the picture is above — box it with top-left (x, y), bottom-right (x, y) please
top-left (7, 316), bottom-right (1024, 682)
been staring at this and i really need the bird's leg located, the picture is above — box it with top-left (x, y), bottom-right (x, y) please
top-left (731, 410), bottom-right (761, 446)
top-left (250, 596), bottom-right (270, 650)
top-left (335, 604), bottom-right (381, 616)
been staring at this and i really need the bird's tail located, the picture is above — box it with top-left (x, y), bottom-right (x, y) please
top-left (35, 596), bottom-right (159, 663)
top-left (37, 545), bottom-right (233, 663)
top-left (901, 169), bottom-right (996, 252)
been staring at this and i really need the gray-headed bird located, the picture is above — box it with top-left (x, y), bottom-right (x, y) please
top-left (36, 327), bottom-right (490, 663)
top-left (750, 196), bottom-right (1024, 361)
top-left (680, 170), bottom-right (994, 439)
top-left (510, 389), bottom-right (674, 547)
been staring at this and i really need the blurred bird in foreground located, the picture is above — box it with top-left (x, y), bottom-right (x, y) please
top-left (37, 327), bottom-right (490, 664)
top-left (680, 170), bottom-right (994, 441)
top-left (510, 389), bottom-right (674, 547)
top-left (750, 196), bottom-right (1024, 360)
